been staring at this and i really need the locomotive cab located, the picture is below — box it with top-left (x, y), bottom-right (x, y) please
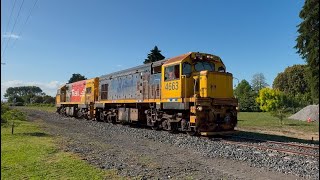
top-left (161, 52), bottom-right (238, 135)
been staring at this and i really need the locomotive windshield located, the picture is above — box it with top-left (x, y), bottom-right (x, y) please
top-left (194, 61), bottom-right (215, 72)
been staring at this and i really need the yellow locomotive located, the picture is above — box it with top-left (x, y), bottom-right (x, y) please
top-left (56, 52), bottom-right (238, 135)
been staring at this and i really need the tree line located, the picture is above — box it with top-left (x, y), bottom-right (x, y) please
top-left (236, 64), bottom-right (312, 107)
top-left (4, 86), bottom-right (55, 106)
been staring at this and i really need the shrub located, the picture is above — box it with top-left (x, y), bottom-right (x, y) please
top-left (1, 109), bottom-right (26, 126)
top-left (1, 103), bottom-right (10, 115)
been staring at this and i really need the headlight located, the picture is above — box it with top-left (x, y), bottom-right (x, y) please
top-left (197, 106), bottom-right (203, 111)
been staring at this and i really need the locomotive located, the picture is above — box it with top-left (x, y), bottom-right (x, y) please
top-left (56, 52), bottom-right (238, 135)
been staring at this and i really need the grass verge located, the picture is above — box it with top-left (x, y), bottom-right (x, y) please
top-left (1, 118), bottom-right (122, 179)
top-left (237, 112), bottom-right (319, 141)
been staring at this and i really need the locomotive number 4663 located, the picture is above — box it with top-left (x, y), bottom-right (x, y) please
top-left (165, 82), bottom-right (179, 90)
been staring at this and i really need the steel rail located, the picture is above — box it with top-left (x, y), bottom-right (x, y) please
top-left (221, 139), bottom-right (319, 158)
top-left (226, 135), bottom-right (319, 150)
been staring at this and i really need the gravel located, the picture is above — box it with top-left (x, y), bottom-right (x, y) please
top-left (22, 108), bottom-right (319, 179)
top-left (289, 105), bottom-right (319, 121)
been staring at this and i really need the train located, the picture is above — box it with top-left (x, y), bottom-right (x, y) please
top-left (56, 52), bottom-right (238, 135)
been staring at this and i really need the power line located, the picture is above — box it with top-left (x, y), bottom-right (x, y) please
top-left (11, 0), bottom-right (39, 48)
top-left (1, 0), bottom-right (18, 52)
top-left (1, 0), bottom-right (25, 59)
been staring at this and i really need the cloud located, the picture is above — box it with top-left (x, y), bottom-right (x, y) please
top-left (1, 80), bottom-right (64, 99)
top-left (2, 33), bottom-right (20, 39)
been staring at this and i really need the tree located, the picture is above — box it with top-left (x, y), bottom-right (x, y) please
top-left (4, 86), bottom-right (42, 98)
top-left (234, 80), bottom-right (259, 112)
top-left (4, 86), bottom-right (43, 104)
top-left (295, 0), bottom-right (319, 103)
top-left (273, 65), bottom-right (312, 111)
top-left (32, 96), bottom-right (44, 103)
top-left (8, 96), bottom-right (25, 105)
top-left (4, 86), bottom-right (55, 105)
top-left (251, 73), bottom-right (269, 93)
top-left (43, 95), bottom-right (55, 104)
top-left (143, 46), bottom-right (165, 64)
top-left (68, 73), bottom-right (87, 83)
top-left (256, 88), bottom-right (289, 124)
top-left (273, 65), bottom-right (309, 95)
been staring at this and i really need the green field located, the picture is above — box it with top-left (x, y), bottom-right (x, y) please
top-left (1, 119), bottom-right (122, 180)
top-left (237, 112), bottom-right (319, 143)
top-left (237, 112), bottom-right (319, 133)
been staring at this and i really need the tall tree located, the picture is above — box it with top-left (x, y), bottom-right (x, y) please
top-left (68, 73), bottom-right (87, 83)
top-left (4, 86), bottom-right (43, 103)
top-left (251, 73), bottom-right (269, 93)
top-left (234, 80), bottom-right (259, 112)
top-left (143, 46), bottom-right (165, 64)
top-left (273, 65), bottom-right (309, 96)
top-left (295, 0), bottom-right (319, 103)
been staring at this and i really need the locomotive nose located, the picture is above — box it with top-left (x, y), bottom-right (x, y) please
top-left (198, 70), bottom-right (234, 99)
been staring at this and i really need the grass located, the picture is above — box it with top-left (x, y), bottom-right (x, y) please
top-left (237, 112), bottom-right (319, 133)
top-left (1, 119), bottom-right (123, 180)
top-left (237, 112), bottom-right (319, 142)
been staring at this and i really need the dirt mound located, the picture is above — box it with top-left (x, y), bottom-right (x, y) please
top-left (289, 105), bottom-right (319, 121)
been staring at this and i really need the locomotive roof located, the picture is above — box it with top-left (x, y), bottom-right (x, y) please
top-left (99, 58), bottom-right (168, 79)
top-left (99, 52), bottom-right (221, 79)
top-left (163, 52), bottom-right (192, 65)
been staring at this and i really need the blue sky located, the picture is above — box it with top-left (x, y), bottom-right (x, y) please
top-left (1, 0), bottom-right (305, 98)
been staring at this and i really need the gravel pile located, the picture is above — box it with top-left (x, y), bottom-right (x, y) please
top-left (289, 105), bottom-right (319, 121)
top-left (22, 109), bottom-right (319, 179)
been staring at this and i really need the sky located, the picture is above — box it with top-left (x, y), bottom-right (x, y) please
top-left (1, 0), bottom-right (305, 99)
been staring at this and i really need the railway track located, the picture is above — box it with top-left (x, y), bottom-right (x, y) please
top-left (221, 135), bottom-right (319, 158)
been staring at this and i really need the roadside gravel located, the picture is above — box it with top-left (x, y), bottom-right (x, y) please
top-left (23, 109), bottom-right (318, 180)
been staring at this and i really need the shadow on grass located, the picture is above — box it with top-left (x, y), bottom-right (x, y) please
top-left (286, 123), bottom-right (313, 127)
top-left (234, 130), bottom-right (319, 145)
top-left (19, 132), bottom-right (51, 137)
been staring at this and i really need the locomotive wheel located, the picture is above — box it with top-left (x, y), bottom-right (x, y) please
top-left (187, 130), bottom-right (198, 136)
top-left (100, 112), bottom-right (106, 122)
top-left (107, 115), bottom-right (112, 123)
top-left (76, 110), bottom-right (83, 119)
top-left (162, 119), bottom-right (171, 131)
top-left (187, 127), bottom-right (198, 136)
top-left (107, 115), bottom-right (117, 124)
top-left (84, 111), bottom-right (90, 120)
top-left (95, 111), bottom-right (102, 122)
top-left (151, 121), bottom-right (160, 130)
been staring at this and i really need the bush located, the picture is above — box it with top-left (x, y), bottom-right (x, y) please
top-left (1, 109), bottom-right (26, 125)
top-left (1, 103), bottom-right (10, 115)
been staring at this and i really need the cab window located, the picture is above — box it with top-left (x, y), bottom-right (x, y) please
top-left (182, 62), bottom-right (192, 77)
top-left (165, 64), bottom-right (180, 81)
top-left (218, 66), bottom-right (225, 72)
top-left (101, 84), bottom-right (108, 100)
top-left (86, 87), bottom-right (92, 94)
top-left (194, 61), bottom-right (215, 72)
